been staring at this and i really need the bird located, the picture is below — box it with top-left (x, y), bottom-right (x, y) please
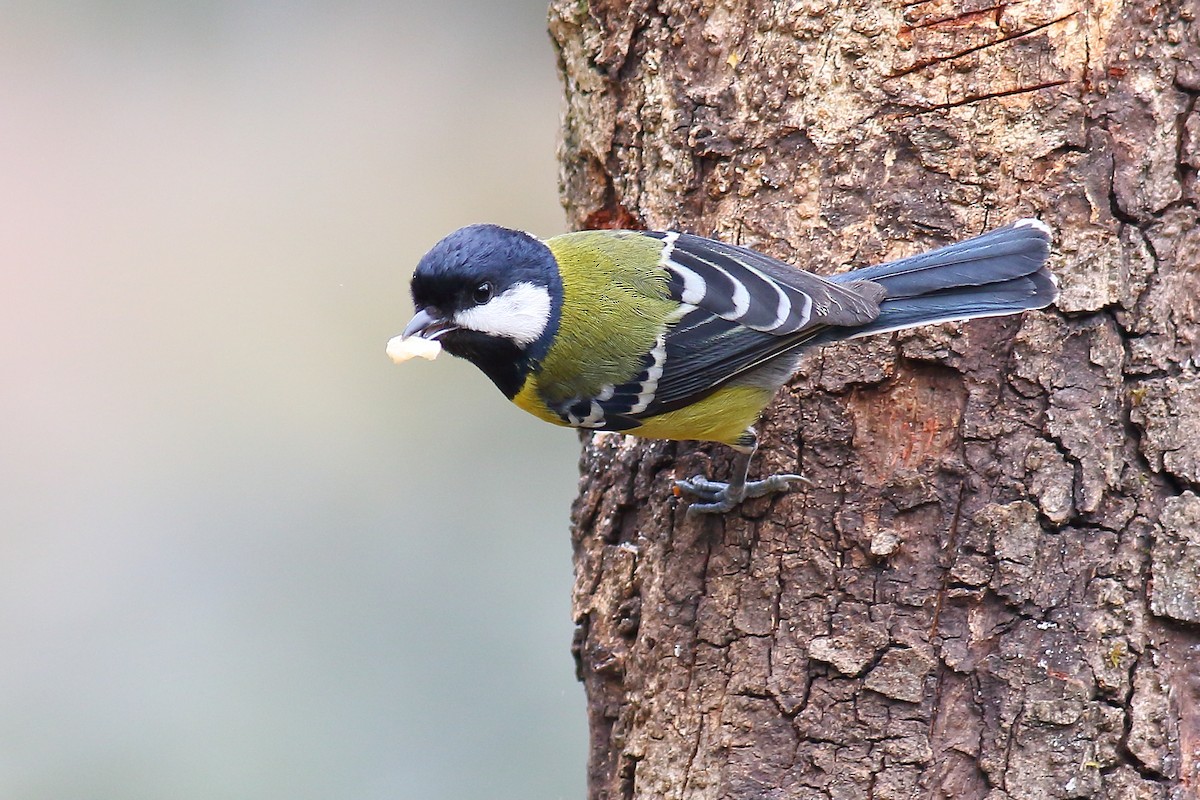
top-left (390, 219), bottom-right (1057, 514)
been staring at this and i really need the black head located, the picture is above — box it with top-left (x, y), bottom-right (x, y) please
top-left (403, 224), bottom-right (562, 397)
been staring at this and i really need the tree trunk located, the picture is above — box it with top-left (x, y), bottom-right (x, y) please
top-left (549, 1), bottom-right (1200, 798)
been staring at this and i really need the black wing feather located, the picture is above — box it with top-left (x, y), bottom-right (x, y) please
top-left (629, 233), bottom-right (884, 416)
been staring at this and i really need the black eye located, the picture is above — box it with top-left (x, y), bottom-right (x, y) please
top-left (471, 281), bottom-right (494, 305)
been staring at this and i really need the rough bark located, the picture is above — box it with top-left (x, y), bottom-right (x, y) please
top-left (549, 1), bottom-right (1200, 798)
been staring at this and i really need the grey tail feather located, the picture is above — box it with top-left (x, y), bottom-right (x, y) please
top-left (822, 218), bottom-right (1057, 342)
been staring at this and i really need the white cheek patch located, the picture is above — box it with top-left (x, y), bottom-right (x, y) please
top-left (453, 282), bottom-right (552, 346)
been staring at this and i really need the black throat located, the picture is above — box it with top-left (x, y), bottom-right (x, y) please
top-left (440, 331), bottom-right (533, 399)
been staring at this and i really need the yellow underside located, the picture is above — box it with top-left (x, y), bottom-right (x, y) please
top-left (513, 377), bottom-right (773, 447)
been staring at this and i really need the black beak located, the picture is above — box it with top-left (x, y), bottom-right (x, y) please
top-left (402, 308), bottom-right (458, 340)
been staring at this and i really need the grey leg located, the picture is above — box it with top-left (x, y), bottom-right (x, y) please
top-left (675, 437), bottom-right (807, 515)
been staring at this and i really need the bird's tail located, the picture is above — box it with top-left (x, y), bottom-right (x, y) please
top-left (824, 219), bottom-right (1057, 341)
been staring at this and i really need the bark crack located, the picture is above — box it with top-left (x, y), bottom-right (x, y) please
top-left (902, 4), bottom-right (1008, 33)
top-left (896, 80), bottom-right (1071, 116)
top-left (885, 12), bottom-right (1078, 79)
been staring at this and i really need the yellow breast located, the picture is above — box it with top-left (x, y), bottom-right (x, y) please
top-left (511, 373), bottom-right (572, 427)
top-left (625, 385), bottom-right (773, 446)
top-left (511, 375), bottom-right (772, 448)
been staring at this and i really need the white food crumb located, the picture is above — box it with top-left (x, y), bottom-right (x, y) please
top-left (386, 335), bottom-right (442, 363)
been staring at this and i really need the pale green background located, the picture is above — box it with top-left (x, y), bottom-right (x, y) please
top-left (0, 2), bottom-right (585, 798)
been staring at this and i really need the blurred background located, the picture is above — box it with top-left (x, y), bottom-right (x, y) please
top-left (0, 2), bottom-right (584, 798)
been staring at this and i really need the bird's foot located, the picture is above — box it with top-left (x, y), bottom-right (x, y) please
top-left (676, 473), bottom-right (809, 516)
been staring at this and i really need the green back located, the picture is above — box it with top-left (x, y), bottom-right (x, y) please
top-left (541, 231), bottom-right (675, 403)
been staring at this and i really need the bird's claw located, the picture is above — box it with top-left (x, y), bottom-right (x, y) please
top-left (676, 473), bottom-right (809, 516)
